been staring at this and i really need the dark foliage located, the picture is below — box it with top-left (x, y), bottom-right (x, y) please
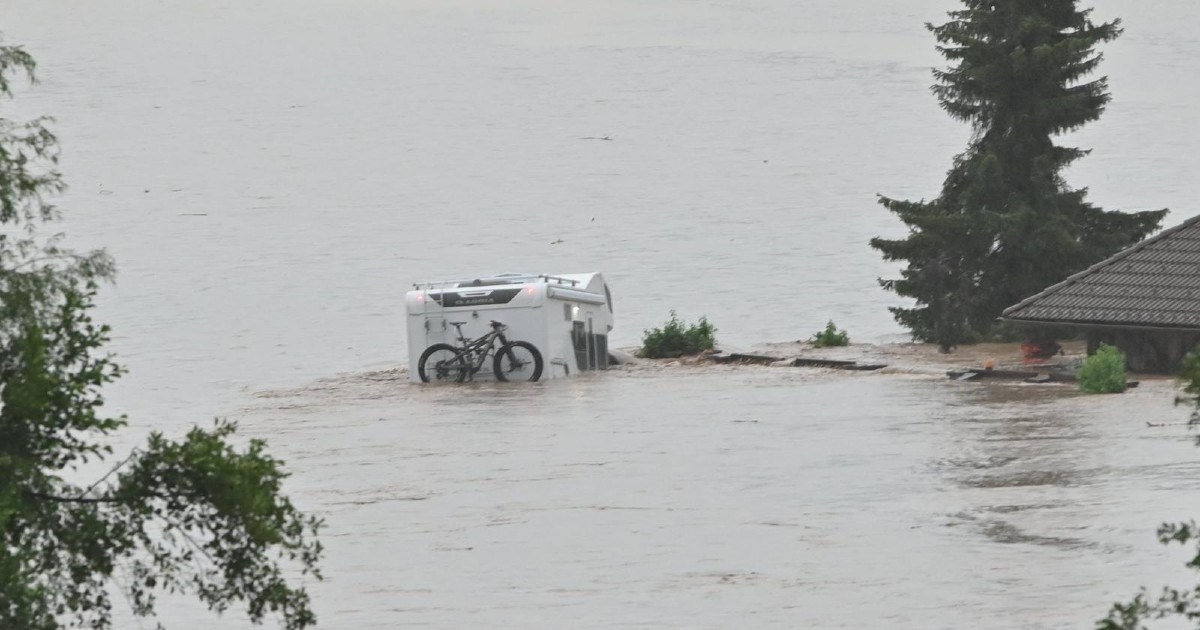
top-left (870, 1), bottom-right (1166, 350)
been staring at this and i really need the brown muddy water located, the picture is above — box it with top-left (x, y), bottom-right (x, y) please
top-left (6, 0), bottom-right (1200, 627)
top-left (234, 363), bottom-right (1198, 629)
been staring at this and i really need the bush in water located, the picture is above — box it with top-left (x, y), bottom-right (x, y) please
top-left (1078, 344), bottom-right (1127, 394)
top-left (639, 311), bottom-right (716, 358)
top-left (811, 321), bottom-right (850, 348)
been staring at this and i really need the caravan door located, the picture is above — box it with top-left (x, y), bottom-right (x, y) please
top-left (424, 314), bottom-right (447, 349)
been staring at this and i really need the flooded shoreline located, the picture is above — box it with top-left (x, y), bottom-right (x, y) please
top-left (220, 354), bottom-right (1198, 629)
top-left (8, 0), bottom-right (1200, 626)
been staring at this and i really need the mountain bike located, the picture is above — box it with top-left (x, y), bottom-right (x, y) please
top-left (417, 320), bottom-right (543, 383)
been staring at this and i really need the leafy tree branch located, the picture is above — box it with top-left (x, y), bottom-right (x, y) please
top-left (1, 35), bottom-right (323, 629)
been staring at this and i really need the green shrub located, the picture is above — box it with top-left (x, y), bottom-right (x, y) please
top-left (1078, 344), bottom-right (1127, 394)
top-left (1179, 348), bottom-right (1200, 404)
top-left (640, 311), bottom-right (716, 358)
top-left (811, 321), bottom-right (850, 348)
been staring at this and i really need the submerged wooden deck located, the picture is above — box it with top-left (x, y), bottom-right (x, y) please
top-left (711, 353), bottom-right (886, 371)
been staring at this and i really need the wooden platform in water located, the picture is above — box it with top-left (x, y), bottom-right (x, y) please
top-left (789, 357), bottom-right (887, 371)
top-left (711, 353), bottom-right (780, 365)
top-left (711, 353), bottom-right (886, 371)
top-left (946, 368), bottom-right (1076, 383)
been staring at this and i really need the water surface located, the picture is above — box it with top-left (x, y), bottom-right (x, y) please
top-left (5, 1), bottom-right (1200, 627)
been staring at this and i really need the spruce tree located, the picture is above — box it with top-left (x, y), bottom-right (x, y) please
top-left (870, 0), bottom-right (1166, 350)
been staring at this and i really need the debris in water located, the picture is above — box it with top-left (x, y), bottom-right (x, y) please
top-left (712, 353), bottom-right (780, 365)
top-left (790, 357), bottom-right (886, 371)
top-left (947, 368), bottom-right (1074, 383)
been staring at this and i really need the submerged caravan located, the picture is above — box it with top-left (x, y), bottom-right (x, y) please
top-left (406, 273), bottom-right (615, 382)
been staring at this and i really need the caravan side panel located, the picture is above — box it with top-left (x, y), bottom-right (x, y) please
top-left (406, 273), bottom-right (615, 382)
top-left (406, 285), bottom-right (553, 381)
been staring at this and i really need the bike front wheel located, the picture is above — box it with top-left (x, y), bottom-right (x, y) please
top-left (418, 343), bottom-right (468, 383)
top-left (493, 341), bottom-right (543, 382)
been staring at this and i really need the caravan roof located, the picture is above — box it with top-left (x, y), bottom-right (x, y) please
top-left (413, 273), bottom-right (586, 291)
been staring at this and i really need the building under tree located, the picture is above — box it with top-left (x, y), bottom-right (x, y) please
top-left (1002, 215), bottom-right (1200, 373)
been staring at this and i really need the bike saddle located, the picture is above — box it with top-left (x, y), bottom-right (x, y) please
top-left (449, 321), bottom-right (467, 327)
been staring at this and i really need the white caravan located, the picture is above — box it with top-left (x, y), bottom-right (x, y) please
top-left (405, 272), bottom-right (615, 382)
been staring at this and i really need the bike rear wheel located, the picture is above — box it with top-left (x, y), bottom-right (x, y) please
top-left (493, 341), bottom-right (543, 382)
top-left (418, 343), bottom-right (468, 383)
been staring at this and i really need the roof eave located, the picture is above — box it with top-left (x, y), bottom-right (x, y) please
top-left (999, 316), bottom-right (1200, 334)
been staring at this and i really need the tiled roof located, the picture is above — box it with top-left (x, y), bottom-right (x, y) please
top-left (1002, 214), bottom-right (1200, 329)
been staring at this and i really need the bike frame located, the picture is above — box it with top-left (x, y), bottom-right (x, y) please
top-left (449, 322), bottom-right (511, 378)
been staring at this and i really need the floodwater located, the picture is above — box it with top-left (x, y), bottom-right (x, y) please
top-left (229, 363), bottom-right (1200, 629)
top-left (6, 0), bottom-right (1200, 627)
